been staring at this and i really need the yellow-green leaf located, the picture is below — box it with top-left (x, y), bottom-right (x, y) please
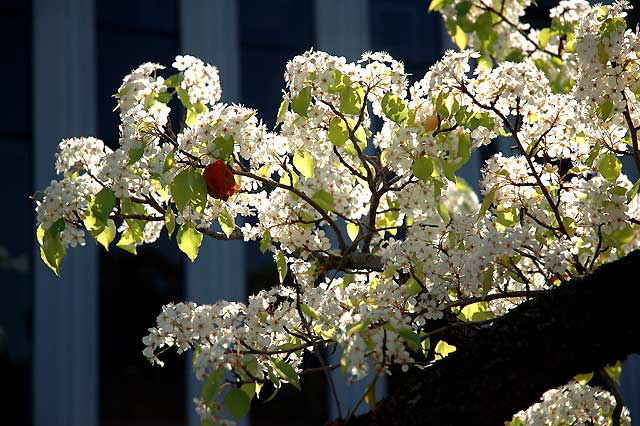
top-left (292, 86), bottom-right (312, 117)
top-left (276, 251), bottom-right (287, 283)
top-left (276, 99), bottom-right (289, 125)
top-left (293, 150), bottom-right (315, 179)
top-left (312, 190), bottom-right (334, 212)
top-left (90, 219), bottom-right (116, 250)
top-left (218, 209), bottom-right (235, 238)
top-left (598, 153), bottom-right (621, 181)
top-left (412, 156), bottom-right (433, 182)
top-left (177, 223), bottom-right (203, 262)
top-left (223, 388), bottom-right (251, 421)
top-left (435, 340), bottom-right (457, 359)
top-left (347, 223), bottom-right (359, 241)
top-left (164, 208), bottom-right (176, 237)
top-left (381, 92), bottom-right (409, 124)
top-left (272, 359), bottom-right (301, 391)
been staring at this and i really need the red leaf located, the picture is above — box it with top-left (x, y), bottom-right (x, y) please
top-left (203, 160), bottom-right (239, 201)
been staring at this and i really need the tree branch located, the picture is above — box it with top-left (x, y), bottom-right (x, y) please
top-left (339, 249), bottom-right (640, 426)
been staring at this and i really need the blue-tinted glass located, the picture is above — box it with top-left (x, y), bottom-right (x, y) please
top-left (240, 0), bottom-right (315, 128)
top-left (370, 0), bottom-right (443, 83)
top-left (97, 2), bottom-right (185, 425)
top-left (0, 8), bottom-right (32, 137)
top-left (0, 3), bottom-right (32, 426)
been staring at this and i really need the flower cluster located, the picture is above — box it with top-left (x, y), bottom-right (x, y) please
top-left (511, 382), bottom-right (631, 425)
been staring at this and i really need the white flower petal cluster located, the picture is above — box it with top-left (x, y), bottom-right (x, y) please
top-left (512, 382), bottom-right (631, 425)
top-left (172, 54), bottom-right (222, 106)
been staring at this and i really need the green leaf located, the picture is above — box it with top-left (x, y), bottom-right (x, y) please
top-left (263, 386), bottom-right (280, 403)
top-left (438, 202), bottom-right (450, 224)
top-left (598, 153), bottom-right (622, 181)
top-left (605, 361), bottom-right (622, 384)
top-left (164, 72), bottom-right (184, 89)
top-left (412, 156), bottom-right (433, 182)
top-left (202, 369), bottom-right (225, 403)
top-left (435, 340), bottom-right (457, 359)
top-left (241, 383), bottom-right (256, 400)
top-left (186, 108), bottom-right (198, 127)
top-left (300, 303), bottom-right (323, 321)
top-left (574, 372), bottom-right (593, 386)
top-left (116, 227), bottom-right (138, 254)
top-left (364, 381), bottom-right (377, 410)
top-left (397, 328), bottom-right (421, 349)
top-left (457, 132), bottom-right (471, 164)
top-left (328, 70), bottom-right (351, 93)
top-left (596, 98), bottom-right (613, 121)
top-left (340, 84), bottom-right (365, 115)
top-left (171, 169), bottom-right (208, 213)
top-left (439, 159), bottom-right (457, 182)
top-left (347, 319), bottom-right (370, 336)
top-left (41, 219), bottom-right (66, 275)
top-left (496, 206), bottom-right (519, 228)
top-left (164, 208), bottom-right (176, 237)
top-left (210, 135), bottom-right (235, 161)
top-left (404, 277), bottom-right (422, 296)
top-left (346, 223), bottom-right (359, 241)
top-left (504, 49), bottom-right (525, 63)
top-left (276, 251), bottom-right (287, 283)
top-left (128, 142), bottom-right (145, 164)
top-left (223, 388), bottom-right (251, 421)
top-left (312, 190), bottom-right (334, 212)
top-left (176, 86), bottom-right (193, 109)
top-left (272, 359), bottom-right (301, 391)
top-left (172, 169), bottom-right (192, 213)
top-left (538, 28), bottom-right (554, 49)
top-left (428, 0), bottom-right (451, 12)
top-left (276, 99), bottom-right (289, 125)
top-left (218, 209), bottom-right (235, 238)
top-left (291, 86), bottom-right (312, 117)
top-left (328, 116), bottom-right (349, 147)
top-left (475, 12), bottom-right (494, 41)
top-left (455, 0), bottom-right (472, 16)
top-left (90, 188), bottom-right (116, 225)
top-left (610, 223), bottom-right (634, 246)
top-left (279, 170), bottom-right (299, 189)
top-left (293, 150), bottom-right (315, 179)
top-left (459, 302), bottom-right (493, 321)
top-left (586, 143), bottom-right (601, 167)
top-left (260, 230), bottom-right (272, 254)
top-left (89, 219), bottom-right (116, 250)
top-left (177, 223), bottom-right (203, 262)
top-left (155, 91), bottom-right (172, 103)
top-left (453, 25), bottom-right (467, 50)
top-left (627, 179), bottom-right (640, 203)
top-left (381, 93), bottom-right (409, 124)
top-left (163, 152), bottom-right (175, 173)
top-left (328, 116), bottom-right (366, 150)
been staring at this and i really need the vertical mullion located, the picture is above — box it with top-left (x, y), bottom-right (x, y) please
top-left (33, 1), bottom-right (98, 426)
top-left (179, 1), bottom-right (245, 425)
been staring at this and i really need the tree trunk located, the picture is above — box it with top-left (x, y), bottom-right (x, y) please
top-left (341, 249), bottom-right (640, 426)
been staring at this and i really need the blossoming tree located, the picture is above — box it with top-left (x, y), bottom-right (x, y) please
top-left (34, 0), bottom-right (640, 424)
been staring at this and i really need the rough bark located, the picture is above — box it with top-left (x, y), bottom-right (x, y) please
top-left (341, 249), bottom-right (640, 426)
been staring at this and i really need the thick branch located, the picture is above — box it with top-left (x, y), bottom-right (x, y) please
top-left (343, 250), bottom-right (640, 426)
top-left (316, 253), bottom-right (386, 272)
